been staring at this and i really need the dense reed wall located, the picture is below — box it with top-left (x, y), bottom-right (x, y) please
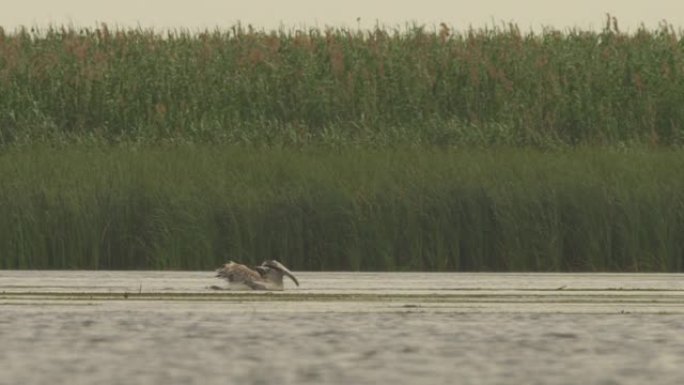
top-left (1, 146), bottom-right (682, 271)
top-left (2, 21), bottom-right (684, 271)
top-left (1, 20), bottom-right (683, 147)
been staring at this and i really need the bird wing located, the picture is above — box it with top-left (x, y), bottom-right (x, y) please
top-left (262, 260), bottom-right (300, 287)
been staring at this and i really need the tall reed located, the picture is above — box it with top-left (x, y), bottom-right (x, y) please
top-left (1, 146), bottom-right (682, 271)
top-left (1, 19), bottom-right (683, 147)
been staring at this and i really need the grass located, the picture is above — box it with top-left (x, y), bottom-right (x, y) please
top-left (1, 19), bottom-right (684, 271)
top-left (0, 18), bottom-right (683, 147)
top-left (1, 145), bottom-right (683, 271)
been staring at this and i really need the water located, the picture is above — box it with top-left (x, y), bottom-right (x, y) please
top-left (1, 271), bottom-right (684, 385)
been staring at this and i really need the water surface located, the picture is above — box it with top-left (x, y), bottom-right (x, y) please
top-left (1, 272), bottom-right (683, 385)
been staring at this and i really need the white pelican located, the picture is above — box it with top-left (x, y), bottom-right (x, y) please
top-left (214, 260), bottom-right (300, 291)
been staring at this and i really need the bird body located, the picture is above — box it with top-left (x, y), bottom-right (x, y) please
top-left (215, 260), bottom-right (299, 291)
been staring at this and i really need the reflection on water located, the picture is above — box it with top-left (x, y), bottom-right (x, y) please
top-left (1, 272), bottom-right (683, 385)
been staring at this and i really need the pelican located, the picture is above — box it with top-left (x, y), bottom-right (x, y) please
top-left (214, 260), bottom-right (300, 291)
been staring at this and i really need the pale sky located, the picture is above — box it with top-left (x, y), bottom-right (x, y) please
top-left (2, 0), bottom-right (683, 32)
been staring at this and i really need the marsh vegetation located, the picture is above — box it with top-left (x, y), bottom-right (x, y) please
top-left (1, 18), bottom-right (683, 270)
top-left (1, 146), bottom-right (683, 271)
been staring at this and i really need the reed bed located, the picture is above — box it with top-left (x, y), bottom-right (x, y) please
top-left (1, 19), bottom-right (684, 147)
top-left (2, 20), bottom-right (684, 271)
top-left (1, 146), bottom-right (682, 271)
